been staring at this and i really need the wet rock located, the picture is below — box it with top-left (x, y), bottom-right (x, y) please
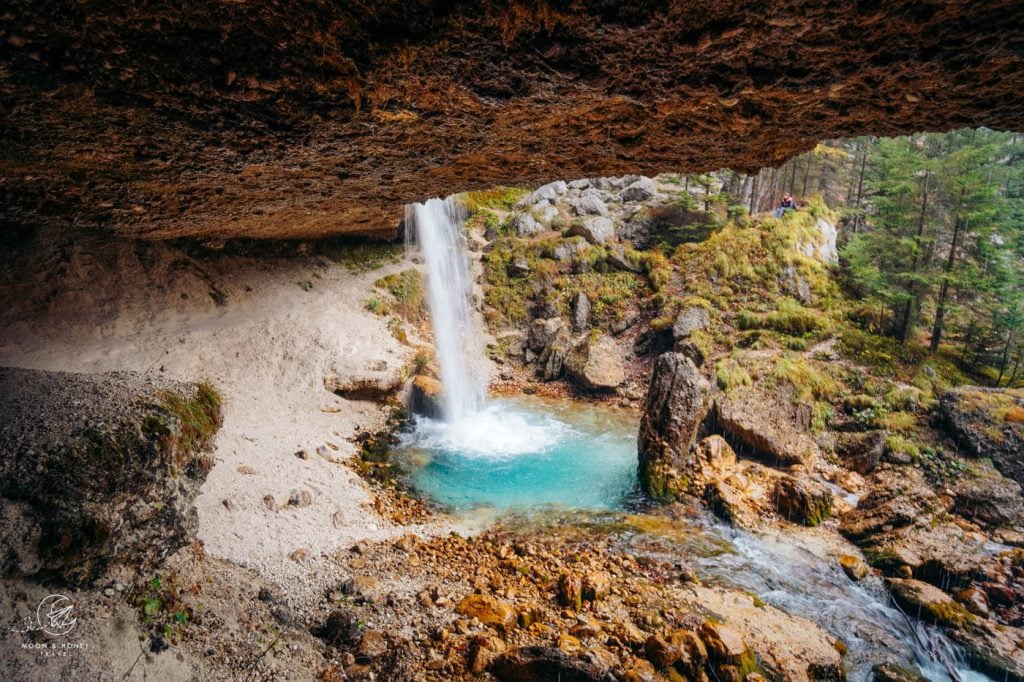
top-left (704, 478), bottom-right (756, 528)
top-left (956, 586), bottom-right (991, 618)
top-left (455, 594), bottom-right (516, 633)
top-left (840, 469), bottom-right (988, 583)
top-left (951, 463), bottom-right (1024, 527)
top-left (490, 646), bottom-right (617, 682)
top-left (835, 430), bottom-right (886, 474)
top-left (643, 633), bottom-right (679, 668)
top-left (571, 292), bottom-right (591, 332)
top-left (672, 306), bottom-right (710, 341)
top-left (887, 578), bottom-right (973, 628)
top-left (637, 353), bottom-right (712, 500)
top-left (410, 375), bottom-right (444, 419)
top-left (871, 663), bottom-right (930, 682)
top-left (938, 386), bottom-right (1024, 486)
top-left (714, 385), bottom-right (818, 464)
top-left (619, 176), bottom-right (657, 202)
top-left (568, 216), bottom-right (615, 244)
top-left (838, 554), bottom-right (870, 581)
top-left (565, 333), bottom-right (625, 392)
top-left (772, 475), bottom-right (833, 526)
top-left (511, 212), bottom-right (544, 237)
top-left (697, 434), bottom-right (736, 471)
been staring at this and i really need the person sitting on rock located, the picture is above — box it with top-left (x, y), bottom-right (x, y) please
top-left (773, 193), bottom-right (797, 218)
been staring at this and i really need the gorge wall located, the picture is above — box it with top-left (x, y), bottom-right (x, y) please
top-left (2, 0), bottom-right (1024, 240)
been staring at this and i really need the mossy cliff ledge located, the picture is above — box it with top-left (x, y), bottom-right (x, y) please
top-left (0, 367), bottom-right (222, 585)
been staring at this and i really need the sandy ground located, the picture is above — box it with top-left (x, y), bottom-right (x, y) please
top-left (0, 228), bottom-right (443, 598)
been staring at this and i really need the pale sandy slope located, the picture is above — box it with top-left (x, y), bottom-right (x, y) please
top-left (0, 228), bottom-right (439, 595)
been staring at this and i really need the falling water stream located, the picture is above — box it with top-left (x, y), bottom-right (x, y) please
top-left (399, 196), bottom-right (994, 682)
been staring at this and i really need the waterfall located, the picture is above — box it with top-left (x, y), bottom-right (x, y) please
top-left (404, 196), bottom-right (487, 421)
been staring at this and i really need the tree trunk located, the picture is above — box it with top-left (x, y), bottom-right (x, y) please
top-left (852, 139), bottom-right (870, 234)
top-left (929, 186), bottom-right (967, 353)
top-left (801, 154), bottom-right (814, 197)
top-left (898, 170), bottom-right (931, 343)
top-left (997, 331), bottom-right (1014, 385)
top-left (749, 171), bottom-right (760, 215)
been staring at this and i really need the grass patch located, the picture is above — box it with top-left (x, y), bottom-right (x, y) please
top-left (374, 269), bottom-right (425, 322)
top-left (323, 241), bottom-right (403, 273)
top-left (150, 382), bottom-right (222, 471)
top-left (462, 186), bottom-right (529, 212)
top-left (772, 355), bottom-right (838, 402)
top-left (716, 358), bottom-right (752, 391)
top-left (738, 298), bottom-right (825, 336)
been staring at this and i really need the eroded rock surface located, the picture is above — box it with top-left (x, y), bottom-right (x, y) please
top-left (939, 387), bottom-right (1024, 486)
top-left (4, 2), bottom-right (1024, 239)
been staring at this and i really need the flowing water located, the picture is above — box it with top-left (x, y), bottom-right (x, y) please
top-left (404, 196), bottom-right (487, 421)
top-left (399, 196), bottom-right (994, 682)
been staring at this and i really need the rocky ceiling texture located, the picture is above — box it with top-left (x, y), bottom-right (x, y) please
top-left (2, 1), bottom-right (1024, 240)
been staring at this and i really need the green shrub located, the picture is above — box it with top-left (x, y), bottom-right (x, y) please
top-left (772, 355), bottom-right (838, 402)
top-left (375, 269), bottom-right (425, 322)
top-left (716, 358), bottom-right (752, 391)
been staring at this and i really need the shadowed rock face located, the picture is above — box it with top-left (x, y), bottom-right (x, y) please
top-left (2, 1), bottom-right (1024, 239)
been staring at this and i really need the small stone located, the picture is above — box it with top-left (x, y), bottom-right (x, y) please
top-left (356, 630), bottom-right (388, 661)
top-left (582, 571), bottom-right (611, 602)
top-left (237, 465), bottom-right (258, 475)
top-left (221, 497), bottom-right (234, 511)
top-left (838, 554), bottom-right (870, 581)
top-left (289, 548), bottom-right (310, 562)
top-left (467, 634), bottom-right (506, 674)
top-left (455, 594), bottom-right (516, 633)
top-left (103, 587), bottom-right (116, 597)
top-left (262, 494), bottom-right (278, 511)
top-left (557, 633), bottom-right (582, 654)
top-left (288, 489), bottom-right (313, 508)
top-left (558, 573), bottom-right (583, 610)
top-left (294, 449), bottom-right (310, 460)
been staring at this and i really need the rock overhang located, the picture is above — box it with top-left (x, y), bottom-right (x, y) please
top-left (2, 0), bottom-right (1024, 240)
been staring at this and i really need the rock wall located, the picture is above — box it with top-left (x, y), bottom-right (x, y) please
top-left (2, 1), bottom-right (1024, 239)
top-left (0, 368), bottom-right (221, 585)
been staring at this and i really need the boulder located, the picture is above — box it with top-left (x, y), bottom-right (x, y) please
top-left (619, 176), bottom-right (657, 202)
top-left (887, 578), bottom-right (972, 629)
top-left (510, 212), bottom-right (543, 236)
top-left (835, 430), bottom-right (886, 474)
top-left (637, 353), bottom-right (712, 500)
top-left (538, 328), bottom-right (573, 381)
top-left (605, 244), bottom-right (640, 272)
top-left (528, 317), bottom-right (564, 352)
top-left (797, 218), bottom-right (839, 264)
top-left (565, 333), bottom-right (625, 391)
top-left (0, 368), bottom-right (220, 585)
top-left (550, 236), bottom-right (590, 261)
top-left (490, 646), bottom-right (617, 682)
top-left (571, 292), bottom-right (591, 332)
top-left (697, 434), bottom-right (736, 471)
top-left (772, 475), bottom-right (833, 526)
top-left (455, 594), bottom-right (517, 633)
top-left (939, 386), bottom-right (1024, 486)
top-left (509, 256), bottom-right (532, 276)
top-left (533, 204), bottom-right (560, 225)
top-left (838, 554), bottom-right (870, 581)
top-left (568, 216), bottom-right (615, 244)
top-left (840, 469), bottom-right (990, 583)
top-left (672, 306), bottom-right (710, 341)
top-left (570, 192), bottom-right (609, 217)
top-left (690, 585), bottom-right (844, 681)
top-left (568, 179), bottom-right (591, 190)
top-left (713, 385), bottom-right (818, 465)
top-left (410, 375), bottom-right (444, 419)
top-left (951, 463), bottom-right (1024, 527)
top-left (529, 180), bottom-right (568, 204)
top-left (325, 359), bottom-right (404, 400)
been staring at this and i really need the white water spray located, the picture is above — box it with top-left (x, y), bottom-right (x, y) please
top-left (404, 196), bottom-right (488, 421)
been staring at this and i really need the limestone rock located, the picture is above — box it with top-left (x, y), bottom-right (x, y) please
top-left (772, 475), bottom-right (833, 526)
top-left (619, 176), bottom-right (657, 202)
top-left (713, 385), bottom-right (818, 465)
top-left (511, 212), bottom-right (544, 237)
top-left (490, 646), bottom-right (617, 682)
top-left (529, 317), bottom-right (564, 352)
top-left (550, 236), bottom-right (590, 262)
top-left (835, 430), bottom-right (886, 474)
top-left (468, 634), bottom-right (507, 675)
top-left (410, 375), bottom-right (444, 419)
top-left (325, 360), bottom-right (404, 400)
top-left (355, 630), bottom-right (388, 661)
top-left (455, 594), bottom-right (516, 633)
top-left (951, 463), bottom-right (1024, 527)
top-left (538, 328), bottom-right (573, 381)
top-left (565, 333), bottom-right (625, 392)
top-left (672, 306), bottom-right (710, 341)
top-left (637, 353), bottom-right (711, 500)
top-left (838, 554), bottom-right (870, 581)
top-left (939, 386), bottom-right (1024, 486)
top-left (568, 216), bottom-right (615, 244)
top-left (571, 292), bottom-right (591, 332)
top-left (530, 181), bottom-right (568, 204)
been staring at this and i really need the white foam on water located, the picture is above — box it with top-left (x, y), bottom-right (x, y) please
top-left (404, 403), bottom-right (571, 459)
